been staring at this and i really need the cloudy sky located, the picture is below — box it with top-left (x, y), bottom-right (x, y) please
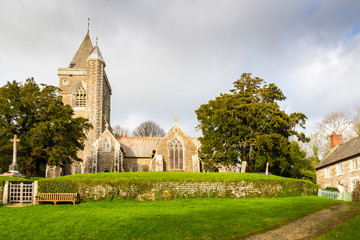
top-left (1, 0), bottom-right (360, 137)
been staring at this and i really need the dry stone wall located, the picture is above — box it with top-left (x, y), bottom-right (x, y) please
top-left (76, 180), bottom-right (317, 201)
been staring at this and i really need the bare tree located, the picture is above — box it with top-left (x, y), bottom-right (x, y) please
top-left (113, 125), bottom-right (131, 137)
top-left (353, 106), bottom-right (360, 136)
top-left (303, 110), bottom-right (356, 161)
top-left (300, 132), bottom-right (327, 164)
top-left (317, 111), bottom-right (353, 136)
top-left (133, 121), bottom-right (165, 137)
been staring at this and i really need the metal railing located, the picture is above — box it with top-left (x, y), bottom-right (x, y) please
top-left (318, 189), bottom-right (352, 201)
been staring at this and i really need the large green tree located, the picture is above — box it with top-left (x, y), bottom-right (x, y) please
top-left (195, 73), bottom-right (310, 177)
top-left (0, 78), bottom-right (92, 176)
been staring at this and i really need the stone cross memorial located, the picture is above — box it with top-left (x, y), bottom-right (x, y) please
top-left (1, 134), bottom-right (27, 178)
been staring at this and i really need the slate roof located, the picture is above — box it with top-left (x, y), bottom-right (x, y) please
top-left (316, 136), bottom-right (360, 169)
top-left (118, 137), bottom-right (161, 158)
top-left (69, 31), bottom-right (93, 69)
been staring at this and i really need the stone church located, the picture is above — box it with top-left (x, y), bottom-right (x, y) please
top-left (46, 31), bottom-right (201, 177)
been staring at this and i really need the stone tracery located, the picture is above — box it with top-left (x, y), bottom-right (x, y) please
top-left (169, 138), bottom-right (184, 170)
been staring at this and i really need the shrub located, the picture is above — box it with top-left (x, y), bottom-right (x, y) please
top-left (352, 183), bottom-right (360, 202)
top-left (300, 169), bottom-right (316, 184)
top-left (38, 180), bottom-right (78, 193)
top-left (324, 187), bottom-right (339, 192)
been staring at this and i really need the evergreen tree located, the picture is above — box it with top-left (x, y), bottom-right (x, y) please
top-left (0, 78), bottom-right (92, 176)
top-left (196, 73), bottom-right (310, 177)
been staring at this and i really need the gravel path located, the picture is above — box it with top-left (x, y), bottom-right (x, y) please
top-left (242, 203), bottom-right (359, 240)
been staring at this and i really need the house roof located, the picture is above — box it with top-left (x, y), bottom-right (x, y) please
top-left (69, 31), bottom-right (93, 69)
top-left (118, 137), bottom-right (161, 158)
top-left (316, 136), bottom-right (360, 169)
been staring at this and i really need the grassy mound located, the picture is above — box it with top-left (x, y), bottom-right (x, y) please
top-left (0, 176), bottom-right (36, 182)
top-left (43, 172), bottom-right (309, 183)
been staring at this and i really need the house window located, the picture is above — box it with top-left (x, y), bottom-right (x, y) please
top-left (103, 139), bottom-right (111, 152)
top-left (169, 138), bottom-right (184, 170)
top-left (75, 85), bottom-right (86, 107)
top-left (337, 163), bottom-right (344, 175)
top-left (325, 168), bottom-right (330, 178)
top-left (352, 158), bottom-right (360, 171)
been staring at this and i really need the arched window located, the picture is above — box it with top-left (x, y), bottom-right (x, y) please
top-left (114, 149), bottom-right (123, 173)
top-left (169, 138), bottom-right (184, 170)
top-left (103, 138), bottom-right (111, 151)
top-left (75, 85), bottom-right (86, 107)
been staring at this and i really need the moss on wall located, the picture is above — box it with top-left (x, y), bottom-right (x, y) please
top-left (71, 180), bottom-right (317, 201)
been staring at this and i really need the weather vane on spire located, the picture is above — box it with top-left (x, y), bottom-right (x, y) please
top-left (96, 36), bottom-right (98, 45)
top-left (88, 17), bottom-right (90, 32)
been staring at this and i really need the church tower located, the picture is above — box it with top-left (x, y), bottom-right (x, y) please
top-left (57, 30), bottom-right (112, 175)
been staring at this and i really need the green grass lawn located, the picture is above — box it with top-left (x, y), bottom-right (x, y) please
top-left (317, 204), bottom-right (360, 240)
top-left (0, 196), bottom-right (339, 240)
top-left (40, 172), bottom-right (310, 183)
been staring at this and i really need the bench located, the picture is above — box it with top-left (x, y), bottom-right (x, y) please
top-left (35, 193), bottom-right (78, 205)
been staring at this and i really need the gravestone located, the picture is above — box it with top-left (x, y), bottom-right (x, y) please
top-left (241, 161), bottom-right (247, 173)
top-left (265, 162), bottom-right (269, 175)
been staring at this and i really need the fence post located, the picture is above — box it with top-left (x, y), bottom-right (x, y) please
top-left (2, 181), bottom-right (9, 204)
top-left (33, 181), bottom-right (38, 204)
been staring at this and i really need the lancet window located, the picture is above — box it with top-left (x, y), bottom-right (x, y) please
top-left (169, 138), bottom-right (184, 170)
top-left (75, 85), bottom-right (86, 107)
top-left (103, 138), bottom-right (111, 152)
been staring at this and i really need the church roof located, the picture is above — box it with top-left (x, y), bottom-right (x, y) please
top-left (69, 31), bottom-right (93, 69)
top-left (316, 136), bottom-right (360, 169)
top-left (87, 44), bottom-right (105, 63)
top-left (119, 137), bottom-right (161, 158)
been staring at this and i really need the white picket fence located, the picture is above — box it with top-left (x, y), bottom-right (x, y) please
top-left (318, 189), bottom-right (352, 201)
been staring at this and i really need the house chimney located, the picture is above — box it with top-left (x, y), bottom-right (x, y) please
top-left (330, 131), bottom-right (343, 149)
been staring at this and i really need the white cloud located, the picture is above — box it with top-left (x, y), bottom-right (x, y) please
top-left (1, 0), bottom-right (360, 138)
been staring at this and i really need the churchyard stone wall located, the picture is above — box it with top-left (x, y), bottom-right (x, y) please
top-left (76, 180), bottom-right (317, 201)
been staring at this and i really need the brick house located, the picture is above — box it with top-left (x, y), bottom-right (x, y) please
top-left (316, 132), bottom-right (360, 192)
